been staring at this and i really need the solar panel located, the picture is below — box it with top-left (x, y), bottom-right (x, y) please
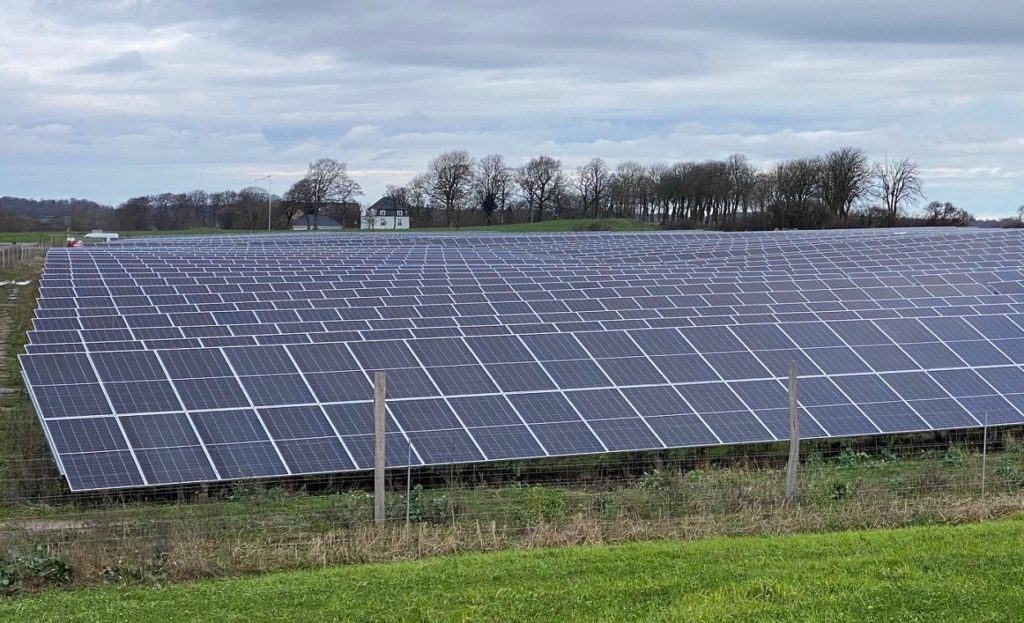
top-left (18, 228), bottom-right (1024, 490)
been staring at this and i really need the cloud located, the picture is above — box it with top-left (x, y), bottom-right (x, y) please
top-left (73, 50), bottom-right (152, 74)
top-left (0, 1), bottom-right (1021, 217)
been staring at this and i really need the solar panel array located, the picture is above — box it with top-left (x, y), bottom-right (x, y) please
top-left (19, 228), bottom-right (1024, 491)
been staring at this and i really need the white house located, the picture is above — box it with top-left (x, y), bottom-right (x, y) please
top-left (362, 198), bottom-right (410, 230)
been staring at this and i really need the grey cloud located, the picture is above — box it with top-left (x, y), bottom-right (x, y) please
top-left (0, 1), bottom-right (1021, 217)
top-left (35, 1), bottom-right (1024, 56)
top-left (73, 51), bottom-right (152, 74)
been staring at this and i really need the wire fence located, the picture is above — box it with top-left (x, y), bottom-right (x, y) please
top-left (0, 245), bottom-right (48, 271)
top-left (2, 415), bottom-right (1024, 589)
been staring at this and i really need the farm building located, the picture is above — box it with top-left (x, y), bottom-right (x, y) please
top-left (362, 197), bottom-right (410, 230)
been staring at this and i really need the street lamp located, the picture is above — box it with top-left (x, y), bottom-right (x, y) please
top-left (255, 174), bottom-right (272, 231)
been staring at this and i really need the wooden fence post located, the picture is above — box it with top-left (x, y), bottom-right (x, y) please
top-left (785, 361), bottom-right (800, 504)
top-left (374, 371), bottom-right (387, 525)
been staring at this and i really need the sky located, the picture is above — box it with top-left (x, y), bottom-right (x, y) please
top-left (1, 1), bottom-right (1022, 218)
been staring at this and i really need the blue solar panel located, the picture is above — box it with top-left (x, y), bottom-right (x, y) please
top-left (120, 413), bottom-right (200, 448)
top-left (21, 229), bottom-right (1024, 490)
top-left (542, 359), bottom-right (613, 389)
top-left (486, 362), bottom-right (556, 392)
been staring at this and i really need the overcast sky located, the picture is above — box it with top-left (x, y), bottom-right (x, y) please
top-left (2, 1), bottom-right (1022, 217)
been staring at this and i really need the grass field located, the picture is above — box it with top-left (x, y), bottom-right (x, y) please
top-left (0, 228), bottom-right (259, 244)
top-left (2, 518), bottom-right (1022, 622)
top-left (0, 219), bottom-right (656, 243)
top-left (447, 218), bottom-right (657, 232)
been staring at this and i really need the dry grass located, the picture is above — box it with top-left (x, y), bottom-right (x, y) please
top-left (2, 485), bottom-right (1019, 588)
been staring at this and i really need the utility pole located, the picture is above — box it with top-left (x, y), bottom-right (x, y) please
top-left (255, 174), bottom-right (272, 231)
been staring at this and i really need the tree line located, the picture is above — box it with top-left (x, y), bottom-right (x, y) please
top-left (3, 150), bottom-right (992, 233)
top-left (392, 147), bottom-right (973, 229)
top-left (49, 159), bottom-right (364, 232)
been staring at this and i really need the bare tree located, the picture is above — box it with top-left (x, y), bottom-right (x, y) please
top-left (922, 201), bottom-right (972, 226)
top-left (516, 155), bottom-right (564, 222)
top-left (427, 150), bottom-right (475, 228)
top-left (874, 158), bottom-right (924, 224)
top-left (475, 154), bottom-right (512, 226)
top-left (304, 158), bottom-right (362, 230)
top-left (407, 173), bottom-right (434, 227)
top-left (644, 163), bottom-right (668, 223)
top-left (820, 147), bottom-right (872, 220)
top-left (726, 154), bottom-right (755, 225)
top-left (750, 170), bottom-right (776, 228)
top-left (574, 158), bottom-right (610, 218)
top-left (282, 179), bottom-right (313, 227)
top-left (609, 161), bottom-right (646, 218)
top-left (772, 158), bottom-right (824, 229)
top-left (114, 196), bottom-right (152, 230)
top-left (238, 186), bottom-right (269, 230)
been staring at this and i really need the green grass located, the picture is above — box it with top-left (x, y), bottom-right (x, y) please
top-left (0, 229), bottom-right (248, 244)
top-left (2, 519), bottom-right (1022, 622)
top-left (0, 232), bottom-right (68, 244)
top-left (453, 218), bottom-right (657, 232)
top-left (0, 219), bottom-right (656, 243)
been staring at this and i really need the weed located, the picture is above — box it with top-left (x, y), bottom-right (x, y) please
top-left (0, 545), bottom-right (72, 594)
top-left (995, 445), bottom-right (1024, 486)
top-left (638, 469), bottom-right (674, 490)
top-left (508, 486), bottom-right (567, 524)
top-left (942, 447), bottom-right (966, 468)
top-left (834, 449), bottom-right (871, 468)
top-left (102, 558), bottom-right (168, 586)
top-left (880, 448), bottom-right (901, 463)
top-left (911, 511), bottom-right (937, 526)
top-left (393, 485), bottom-right (453, 524)
top-left (591, 496), bottom-right (616, 518)
top-left (227, 484), bottom-right (287, 506)
top-left (829, 480), bottom-right (856, 501)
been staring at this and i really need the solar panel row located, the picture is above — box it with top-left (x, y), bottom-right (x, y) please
top-left (19, 229), bottom-right (1024, 490)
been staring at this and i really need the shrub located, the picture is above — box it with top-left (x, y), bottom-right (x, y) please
top-left (0, 545), bottom-right (72, 594)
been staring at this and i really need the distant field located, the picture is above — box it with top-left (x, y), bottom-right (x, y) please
top-left (2, 519), bottom-right (1022, 622)
top-left (446, 218), bottom-right (657, 232)
top-left (0, 219), bottom-right (656, 243)
top-left (0, 229), bottom-right (234, 244)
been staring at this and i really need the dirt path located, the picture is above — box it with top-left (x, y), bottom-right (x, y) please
top-left (0, 518), bottom-right (88, 532)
